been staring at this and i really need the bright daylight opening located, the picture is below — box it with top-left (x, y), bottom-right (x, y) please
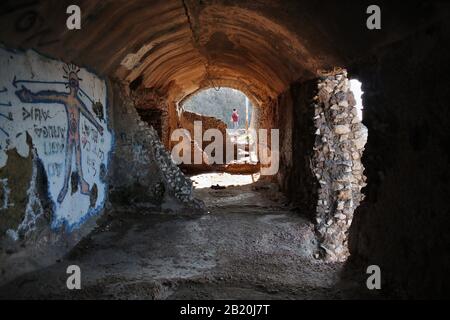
top-left (190, 172), bottom-right (261, 189)
top-left (180, 87), bottom-right (260, 189)
top-left (182, 87), bottom-right (254, 130)
top-left (349, 79), bottom-right (364, 120)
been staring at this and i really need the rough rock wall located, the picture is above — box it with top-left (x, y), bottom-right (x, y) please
top-left (277, 72), bottom-right (367, 261)
top-left (253, 99), bottom-right (277, 139)
top-left (180, 110), bottom-right (228, 136)
top-left (131, 87), bottom-right (170, 147)
top-left (348, 19), bottom-right (450, 298)
top-left (250, 99), bottom-right (278, 178)
top-left (313, 70), bottom-right (367, 262)
top-left (178, 110), bottom-right (228, 166)
top-left (276, 79), bottom-right (318, 218)
top-left (110, 83), bottom-right (202, 209)
top-left (109, 83), bottom-right (165, 207)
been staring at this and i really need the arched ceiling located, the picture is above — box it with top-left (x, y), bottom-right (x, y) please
top-left (0, 0), bottom-right (445, 105)
top-left (113, 0), bottom-right (329, 105)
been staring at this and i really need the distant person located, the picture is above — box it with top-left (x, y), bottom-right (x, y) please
top-left (231, 109), bottom-right (239, 129)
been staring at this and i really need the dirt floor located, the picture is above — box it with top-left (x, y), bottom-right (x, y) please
top-left (0, 174), bottom-right (376, 299)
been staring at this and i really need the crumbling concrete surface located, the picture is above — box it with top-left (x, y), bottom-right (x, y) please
top-left (110, 83), bottom-right (203, 210)
top-left (0, 180), bottom-right (381, 300)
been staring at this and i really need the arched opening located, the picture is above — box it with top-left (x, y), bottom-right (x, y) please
top-left (181, 87), bottom-right (254, 131)
top-left (177, 86), bottom-right (261, 190)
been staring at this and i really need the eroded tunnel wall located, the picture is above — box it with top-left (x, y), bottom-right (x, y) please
top-left (106, 82), bottom-right (200, 209)
top-left (276, 79), bottom-right (318, 218)
top-left (0, 47), bottom-right (114, 284)
top-left (109, 82), bottom-right (166, 206)
top-left (0, 47), bottom-right (199, 285)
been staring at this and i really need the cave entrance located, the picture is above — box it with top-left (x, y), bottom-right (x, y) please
top-left (177, 87), bottom-right (261, 189)
top-left (182, 87), bottom-right (254, 132)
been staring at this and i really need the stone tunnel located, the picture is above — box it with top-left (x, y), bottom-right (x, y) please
top-left (0, 0), bottom-right (449, 300)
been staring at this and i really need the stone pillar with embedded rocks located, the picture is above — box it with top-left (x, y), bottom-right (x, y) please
top-left (313, 70), bottom-right (367, 262)
top-left (110, 82), bottom-right (203, 210)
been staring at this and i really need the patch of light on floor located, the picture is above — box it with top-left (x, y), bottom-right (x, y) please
top-left (190, 172), bottom-right (260, 189)
top-left (350, 79), bottom-right (364, 120)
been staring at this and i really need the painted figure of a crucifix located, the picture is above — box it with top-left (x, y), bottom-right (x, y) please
top-left (15, 65), bottom-right (104, 203)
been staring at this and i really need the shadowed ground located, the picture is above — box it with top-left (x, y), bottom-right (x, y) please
top-left (0, 178), bottom-right (379, 299)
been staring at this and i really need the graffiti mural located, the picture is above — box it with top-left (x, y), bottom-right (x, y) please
top-left (0, 46), bottom-right (112, 229)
